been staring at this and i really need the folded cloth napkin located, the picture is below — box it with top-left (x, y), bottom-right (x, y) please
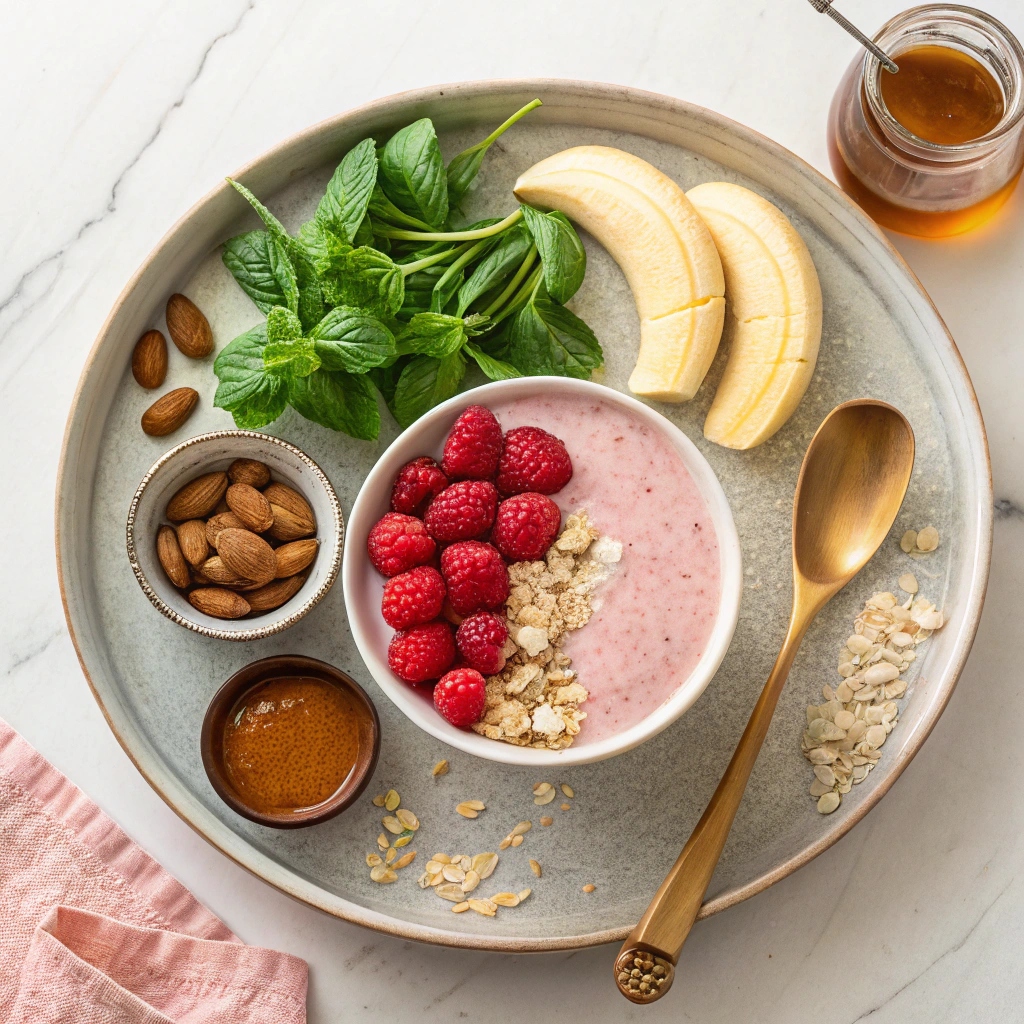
top-left (0, 717), bottom-right (307, 1023)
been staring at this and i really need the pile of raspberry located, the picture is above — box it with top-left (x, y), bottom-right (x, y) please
top-left (366, 405), bottom-right (574, 731)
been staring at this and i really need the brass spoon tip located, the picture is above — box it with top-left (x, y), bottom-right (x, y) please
top-left (614, 946), bottom-right (675, 1003)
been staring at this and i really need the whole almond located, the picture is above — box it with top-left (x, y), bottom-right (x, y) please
top-left (263, 482), bottom-right (315, 523)
top-left (156, 525), bottom-right (190, 588)
top-left (216, 528), bottom-right (277, 588)
top-left (200, 555), bottom-right (252, 587)
top-left (166, 472), bottom-right (228, 521)
top-left (141, 387), bottom-right (199, 437)
top-left (166, 293), bottom-right (213, 358)
top-left (228, 458), bottom-right (271, 488)
top-left (205, 511), bottom-right (246, 547)
top-left (225, 483), bottom-right (274, 533)
top-left (266, 504), bottom-right (316, 542)
top-left (131, 329), bottom-right (168, 389)
top-left (275, 539), bottom-right (319, 578)
top-left (189, 588), bottom-right (251, 620)
top-left (245, 574), bottom-right (306, 613)
top-left (175, 520), bottom-right (209, 567)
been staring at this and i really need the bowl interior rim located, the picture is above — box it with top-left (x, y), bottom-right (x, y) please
top-left (200, 654), bottom-right (381, 828)
top-left (343, 376), bottom-right (743, 766)
top-left (127, 429), bottom-right (344, 641)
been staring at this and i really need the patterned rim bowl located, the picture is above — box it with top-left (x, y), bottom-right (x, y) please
top-left (126, 430), bottom-right (344, 641)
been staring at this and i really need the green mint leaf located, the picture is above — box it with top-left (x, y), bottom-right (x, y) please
top-left (266, 305), bottom-right (303, 344)
top-left (317, 245), bottom-right (404, 317)
top-left (315, 138), bottom-right (378, 245)
top-left (353, 213), bottom-right (375, 247)
top-left (464, 341), bottom-right (522, 381)
top-left (446, 99), bottom-right (542, 209)
top-left (380, 118), bottom-right (449, 229)
top-left (368, 185), bottom-right (434, 231)
top-left (394, 313), bottom-right (467, 358)
top-left (368, 361), bottom-right (405, 405)
top-left (392, 350), bottom-right (467, 428)
top-left (310, 306), bottom-right (396, 373)
top-left (462, 313), bottom-right (491, 336)
top-left (507, 297), bottom-right (603, 379)
top-left (288, 369), bottom-right (381, 440)
top-left (298, 219), bottom-right (330, 264)
top-left (456, 223), bottom-right (533, 315)
top-left (431, 266), bottom-right (463, 314)
top-left (264, 338), bottom-right (321, 379)
top-left (521, 205), bottom-right (586, 304)
top-left (228, 178), bottom-right (290, 236)
top-left (222, 231), bottom-right (296, 315)
top-left (399, 265), bottom-right (444, 317)
top-left (213, 323), bottom-right (289, 427)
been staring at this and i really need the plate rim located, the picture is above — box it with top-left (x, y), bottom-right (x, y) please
top-left (54, 77), bottom-right (993, 952)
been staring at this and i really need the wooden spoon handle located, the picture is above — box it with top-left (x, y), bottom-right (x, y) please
top-left (614, 612), bottom-right (812, 1004)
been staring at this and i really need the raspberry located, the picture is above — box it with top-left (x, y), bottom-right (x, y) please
top-left (492, 493), bottom-right (561, 561)
top-left (433, 667), bottom-right (487, 728)
top-left (440, 541), bottom-right (509, 616)
top-left (496, 426), bottom-right (573, 495)
top-left (381, 566), bottom-right (446, 629)
top-left (424, 480), bottom-right (498, 542)
top-left (442, 405), bottom-right (503, 480)
top-left (367, 513), bottom-right (436, 577)
top-left (390, 456), bottom-right (448, 516)
top-left (456, 612), bottom-right (508, 675)
top-left (387, 621), bottom-right (455, 684)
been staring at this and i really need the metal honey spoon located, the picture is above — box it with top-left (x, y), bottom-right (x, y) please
top-left (806, 0), bottom-right (900, 74)
top-left (613, 399), bottom-right (915, 1004)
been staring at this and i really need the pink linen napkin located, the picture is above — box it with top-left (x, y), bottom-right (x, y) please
top-left (0, 717), bottom-right (307, 1023)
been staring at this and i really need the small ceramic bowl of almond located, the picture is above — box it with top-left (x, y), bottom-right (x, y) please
top-left (127, 431), bottom-right (343, 640)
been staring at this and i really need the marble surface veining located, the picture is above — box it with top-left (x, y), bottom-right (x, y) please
top-left (2, 1), bottom-right (1024, 1020)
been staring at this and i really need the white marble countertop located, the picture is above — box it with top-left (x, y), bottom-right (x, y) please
top-left (3, 1), bottom-right (1023, 1019)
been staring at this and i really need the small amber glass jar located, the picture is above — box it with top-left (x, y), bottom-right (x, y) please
top-left (828, 5), bottom-right (1024, 237)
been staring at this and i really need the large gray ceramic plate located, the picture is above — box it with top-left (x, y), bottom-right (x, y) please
top-left (56, 81), bottom-right (991, 951)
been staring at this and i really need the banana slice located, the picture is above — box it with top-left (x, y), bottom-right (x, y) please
top-left (514, 146), bottom-right (725, 402)
top-left (687, 182), bottom-right (822, 450)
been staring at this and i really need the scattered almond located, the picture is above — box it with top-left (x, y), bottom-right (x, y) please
top-left (274, 539), bottom-right (319, 578)
top-left (156, 525), bottom-right (190, 588)
top-left (227, 458), bottom-right (271, 488)
top-left (141, 387), bottom-right (199, 437)
top-left (131, 329), bottom-right (168, 389)
top-left (175, 520), bottom-right (209, 568)
top-left (188, 588), bottom-right (250, 619)
top-left (225, 483), bottom-right (275, 533)
top-left (165, 293), bottom-right (213, 358)
top-left (216, 528), bottom-right (277, 588)
top-left (167, 473), bottom-right (228, 521)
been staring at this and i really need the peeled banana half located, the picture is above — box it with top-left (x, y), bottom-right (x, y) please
top-left (514, 146), bottom-right (725, 402)
top-left (686, 182), bottom-right (822, 450)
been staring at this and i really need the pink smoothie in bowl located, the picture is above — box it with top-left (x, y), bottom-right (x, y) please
top-left (343, 378), bottom-right (742, 767)
top-left (488, 393), bottom-right (721, 745)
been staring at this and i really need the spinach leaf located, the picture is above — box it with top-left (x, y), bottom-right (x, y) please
top-left (392, 350), bottom-right (466, 427)
top-left (213, 323), bottom-right (290, 428)
top-left (317, 245), bottom-right (404, 317)
top-left (368, 185), bottom-right (434, 231)
top-left (379, 119), bottom-right (448, 229)
top-left (507, 297), bottom-right (603, 379)
top-left (521, 205), bottom-right (586, 304)
top-left (222, 231), bottom-right (296, 314)
top-left (315, 137), bottom-right (378, 244)
top-left (394, 313), bottom-right (466, 358)
top-left (464, 341), bottom-right (522, 381)
top-left (310, 306), bottom-right (395, 372)
top-left (456, 223), bottom-right (533, 315)
top-left (446, 99), bottom-right (542, 209)
top-left (288, 369), bottom-right (381, 440)
top-left (264, 338), bottom-right (321, 378)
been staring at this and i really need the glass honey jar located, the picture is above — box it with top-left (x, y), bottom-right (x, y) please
top-left (828, 5), bottom-right (1024, 237)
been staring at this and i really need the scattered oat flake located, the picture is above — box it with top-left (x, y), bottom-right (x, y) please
top-left (560, 802), bottom-right (571, 811)
top-left (385, 847), bottom-right (397, 865)
top-left (582, 884), bottom-right (596, 893)
top-left (511, 834), bottom-right (524, 847)
top-left (371, 794), bottom-right (385, 807)
top-left (534, 789), bottom-right (556, 806)
top-left (452, 901), bottom-right (470, 913)
top-left (366, 853), bottom-right (382, 867)
top-left (432, 760), bottom-right (449, 777)
top-left (518, 888), bottom-right (531, 902)
top-left (898, 573), bottom-right (918, 594)
top-left (899, 530), bottom-right (917, 553)
top-left (469, 898), bottom-right (497, 917)
top-left (511, 820), bottom-right (532, 836)
top-left (491, 892), bottom-right (520, 907)
top-left (540, 816), bottom-right (553, 826)
top-left (529, 859), bottom-right (542, 878)
top-left (376, 833), bottom-right (388, 851)
top-left (393, 851), bottom-right (417, 870)
top-left (384, 789), bottom-right (400, 811)
top-left (533, 782), bottom-right (553, 796)
top-left (370, 865), bottom-right (397, 883)
top-left (915, 526), bottom-right (939, 552)
top-left (394, 833), bottom-right (412, 848)
top-left (560, 783), bottom-right (574, 798)
top-left (382, 815), bottom-right (404, 834)
top-left (456, 802), bottom-right (480, 818)
top-left (396, 808), bottom-right (419, 830)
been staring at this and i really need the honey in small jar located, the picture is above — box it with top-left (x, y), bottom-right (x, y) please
top-left (829, 7), bottom-right (1024, 238)
top-left (223, 675), bottom-right (362, 813)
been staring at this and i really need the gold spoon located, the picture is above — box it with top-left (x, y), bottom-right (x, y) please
top-left (614, 399), bottom-right (915, 1004)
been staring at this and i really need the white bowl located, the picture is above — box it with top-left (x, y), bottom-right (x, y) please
top-left (127, 430), bottom-right (343, 641)
top-left (344, 378), bottom-right (742, 766)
